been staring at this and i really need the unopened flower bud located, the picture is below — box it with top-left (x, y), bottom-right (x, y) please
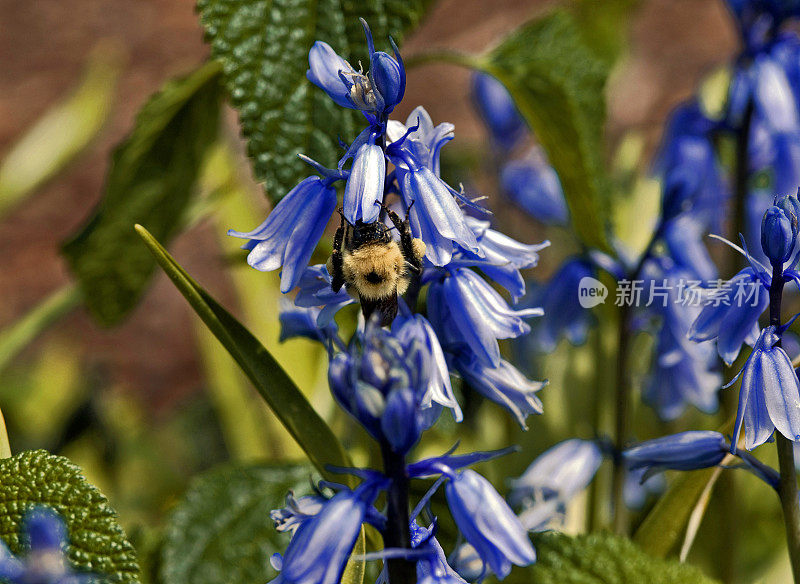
top-left (761, 205), bottom-right (796, 264)
top-left (372, 51), bottom-right (404, 112)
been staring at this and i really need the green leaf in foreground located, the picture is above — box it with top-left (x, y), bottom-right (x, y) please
top-left (62, 62), bottom-right (223, 326)
top-left (135, 225), bottom-right (351, 478)
top-left (161, 463), bottom-right (313, 584)
top-left (525, 532), bottom-right (718, 584)
top-left (482, 10), bottom-right (611, 251)
top-left (196, 0), bottom-right (430, 201)
top-left (0, 450), bottom-right (140, 583)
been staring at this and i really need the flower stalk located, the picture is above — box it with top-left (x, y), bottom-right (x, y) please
top-left (770, 259), bottom-right (800, 583)
top-left (380, 440), bottom-right (415, 584)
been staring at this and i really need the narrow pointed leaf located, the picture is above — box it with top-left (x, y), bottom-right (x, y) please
top-left (135, 225), bottom-right (350, 477)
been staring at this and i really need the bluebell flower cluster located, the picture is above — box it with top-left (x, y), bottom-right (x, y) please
top-left (471, 73), bottom-right (569, 226)
top-left (231, 21), bottom-right (553, 584)
top-left (0, 507), bottom-right (91, 584)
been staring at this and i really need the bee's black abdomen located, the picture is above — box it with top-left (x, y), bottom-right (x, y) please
top-left (361, 295), bottom-right (398, 327)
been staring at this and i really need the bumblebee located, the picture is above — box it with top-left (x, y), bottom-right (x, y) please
top-left (328, 204), bottom-right (426, 326)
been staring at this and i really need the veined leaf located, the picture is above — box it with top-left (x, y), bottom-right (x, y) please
top-left (524, 532), bottom-right (718, 583)
top-left (62, 62), bottom-right (223, 326)
top-left (482, 10), bottom-right (612, 251)
top-left (135, 225), bottom-right (351, 478)
top-left (196, 0), bottom-right (431, 201)
top-left (0, 47), bottom-right (120, 219)
top-left (161, 463), bottom-right (313, 584)
top-left (0, 450), bottom-right (140, 583)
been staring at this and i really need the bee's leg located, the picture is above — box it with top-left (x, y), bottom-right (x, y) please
top-left (329, 209), bottom-right (346, 292)
top-left (381, 202), bottom-right (421, 274)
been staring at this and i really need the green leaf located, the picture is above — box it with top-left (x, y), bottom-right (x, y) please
top-left (135, 225), bottom-right (351, 478)
top-left (160, 463), bottom-right (313, 584)
top-left (61, 62), bottom-right (223, 326)
top-left (341, 527), bottom-right (366, 584)
top-left (0, 450), bottom-right (140, 583)
top-left (482, 10), bottom-right (611, 251)
top-left (524, 532), bottom-right (719, 583)
top-left (196, 0), bottom-right (430, 201)
top-left (570, 0), bottom-right (639, 65)
top-left (0, 283), bottom-right (81, 374)
top-left (0, 47), bottom-right (120, 219)
top-left (633, 466), bottom-right (726, 559)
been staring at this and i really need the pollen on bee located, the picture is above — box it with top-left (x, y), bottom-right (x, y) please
top-left (343, 242), bottom-right (405, 300)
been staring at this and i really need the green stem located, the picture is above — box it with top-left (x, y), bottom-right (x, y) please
top-left (611, 301), bottom-right (632, 534)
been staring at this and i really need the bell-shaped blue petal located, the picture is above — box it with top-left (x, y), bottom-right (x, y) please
top-left (453, 354), bottom-right (545, 429)
top-left (444, 268), bottom-right (542, 366)
top-left (532, 258), bottom-right (595, 351)
top-left (271, 486), bottom-right (373, 584)
top-left (662, 216), bottom-right (717, 282)
top-left (762, 205), bottom-right (797, 263)
top-left (271, 492), bottom-right (327, 534)
top-left (730, 326), bottom-right (800, 450)
top-left (500, 148), bottom-right (569, 225)
top-left (307, 41), bottom-right (360, 109)
top-left (445, 470), bottom-right (536, 580)
top-left (24, 508), bottom-right (67, 552)
top-left (294, 264), bottom-right (356, 327)
top-left (399, 167), bottom-right (480, 266)
top-left (753, 55), bottom-right (799, 134)
top-left (393, 310), bottom-right (462, 421)
top-left (343, 141), bottom-right (385, 224)
top-left (623, 431), bottom-right (729, 479)
top-left (278, 298), bottom-right (339, 346)
top-left (381, 388), bottom-right (420, 454)
top-left (228, 176), bottom-right (337, 293)
top-left (386, 106), bottom-right (454, 177)
top-left (508, 439), bottom-right (602, 507)
top-left (688, 268), bottom-right (769, 365)
top-left (471, 73), bottom-right (526, 150)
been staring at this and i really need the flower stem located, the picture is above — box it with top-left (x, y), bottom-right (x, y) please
top-left (770, 261), bottom-right (800, 583)
top-left (380, 440), bottom-right (414, 584)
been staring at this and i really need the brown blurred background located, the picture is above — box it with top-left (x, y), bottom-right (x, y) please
top-left (0, 0), bottom-right (738, 413)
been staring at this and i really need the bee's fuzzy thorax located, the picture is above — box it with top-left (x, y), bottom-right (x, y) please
top-left (343, 242), bottom-right (405, 300)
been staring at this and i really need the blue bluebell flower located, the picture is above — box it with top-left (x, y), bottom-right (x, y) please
top-left (727, 325), bottom-right (800, 450)
top-left (427, 268), bottom-right (541, 367)
top-left (228, 176), bottom-right (338, 293)
top-left (393, 307), bottom-right (462, 421)
top-left (0, 507), bottom-right (90, 584)
top-left (293, 264), bottom-right (356, 328)
top-left (508, 439), bottom-right (603, 508)
top-left (411, 522), bottom-right (467, 584)
top-left (762, 204), bottom-right (797, 262)
top-left (328, 321), bottom-right (456, 452)
top-left (653, 101), bottom-right (727, 229)
top-left (306, 20), bottom-right (405, 117)
top-left (444, 469), bottom-right (536, 580)
top-left (531, 258), bottom-right (596, 351)
top-left (343, 135), bottom-right (385, 224)
top-left (269, 482), bottom-right (381, 584)
top-left (271, 491), bottom-right (327, 534)
top-left (452, 354), bottom-right (545, 430)
top-left (386, 109), bottom-right (481, 265)
top-left (278, 298), bottom-right (340, 346)
top-left (500, 147), bottom-right (569, 225)
top-left (471, 73), bottom-right (526, 150)
top-left (448, 216), bottom-right (550, 301)
top-left (623, 431), bottom-right (729, 479)
top-left (662, 216), bottom-right (718, 282)
top-left (688, 267), bottom-right (769, 365)
top-left (623, 466), bottom-right (666, 511)
top-left (640, 258), bottom-right (722, 419)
